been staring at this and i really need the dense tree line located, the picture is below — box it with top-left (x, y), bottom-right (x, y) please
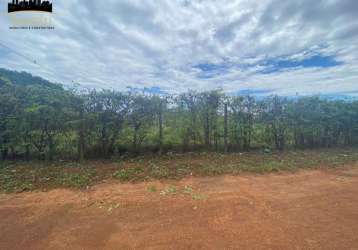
top-left (1, 69), bottom-right (358, 161)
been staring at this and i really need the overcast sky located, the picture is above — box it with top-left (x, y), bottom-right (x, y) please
top-left (0, 0), bottom-right (358, 96)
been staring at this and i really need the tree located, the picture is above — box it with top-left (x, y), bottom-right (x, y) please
top-left (262, 96), bottom-right (288, 151)
top-left (128, 95), bottom-right (155, 152)
top-left (86, 90), bottom-right (130, 157)
top-left (224, 101), bottom-right (228, 153)
top-left (152, 95), bottom-right (170, 155)
top-left (2, 68), bottom-right (358, 160)
top-left (198, 91), bottom-right (221, 149)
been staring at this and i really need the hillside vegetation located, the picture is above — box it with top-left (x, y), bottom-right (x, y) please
top-left (1, 68), bottom-right (358, 161)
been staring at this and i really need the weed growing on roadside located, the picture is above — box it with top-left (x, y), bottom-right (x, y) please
top-left (2, 149), bottom-right (358, 194)
top-left (183, 186), bottom-right (193, 194)
top-left (58, 171), bottom-right (96, 188)
top-left (113, 167), bottom-right (143, 182)
top-left (149, 165), bottom-right (170, 179)
top-left (191, 193), bottom-right (208, 201)
top-left (147, 185), bottom-right (157, 192)
top-left (160, 185), bottom-right (177, 196)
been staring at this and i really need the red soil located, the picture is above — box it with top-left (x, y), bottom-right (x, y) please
top-left (1, 167), bottom-right (358, 249)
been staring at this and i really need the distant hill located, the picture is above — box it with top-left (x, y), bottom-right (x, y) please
top-left (0, 68), bottom-right (356, 101)
top-left (0, 68), bottom-right (62, 89)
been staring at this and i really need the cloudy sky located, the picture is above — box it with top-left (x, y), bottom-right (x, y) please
top-left (0, 0), bottom-right (358, 96)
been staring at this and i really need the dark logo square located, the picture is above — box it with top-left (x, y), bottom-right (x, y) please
top-left (8, 0), bottom-right (52, 13)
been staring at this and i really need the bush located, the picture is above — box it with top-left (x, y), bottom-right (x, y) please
top-left (57, 171), bottom-right (96, 188)
top-left (148, 162), bottom-right (170, 179)
top-left (113, 167), bottom-right (143, 182)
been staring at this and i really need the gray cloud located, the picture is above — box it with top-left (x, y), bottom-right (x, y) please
top-left (0, 0), bottom-right (357, 95)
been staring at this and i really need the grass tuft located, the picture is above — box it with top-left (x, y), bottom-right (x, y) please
top-left (160, 185), bottom-right (177, 196)
top-left (191, 193), bottom-right (208, 201)
top-left (113, 167), bottom-right (143, 182)
top-left (147, 185), bottom-right (157, 192)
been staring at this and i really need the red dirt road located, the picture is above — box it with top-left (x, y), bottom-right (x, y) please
top-left (1, 167), bottom-right (358, 249)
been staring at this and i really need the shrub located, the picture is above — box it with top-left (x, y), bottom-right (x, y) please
top-left (149, 166), bottom-right (170, 179)
top-left (113, 167), bottom-right (143, 182)
top-left (160, 185), bottom-right (177, 195)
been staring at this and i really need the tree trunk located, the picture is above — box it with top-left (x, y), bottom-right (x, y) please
top-left (204, 109), bottom-right (210, 147)
top-left (47, 134), bottom-right (54, 161)
top-left (25, 144), bottom-right (30, 161)
top-left (1, 148), bottom-right (8, 161)
top-left (133, 124), bottom-right (140, 153)
top-left (78, 108), bottom-right (85, 163)
top-left (224, 103), bottom-right (228, 153)
top-left (158, 101), bottom-right (163, 155)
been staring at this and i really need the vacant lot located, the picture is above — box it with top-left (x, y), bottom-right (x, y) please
top-left (1, 149), bottom-right (358, 249)
top-left (1, 162), bottom-right (358, 249)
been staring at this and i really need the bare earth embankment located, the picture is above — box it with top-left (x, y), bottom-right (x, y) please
top-left (1, 165), bottom-right (358, 249)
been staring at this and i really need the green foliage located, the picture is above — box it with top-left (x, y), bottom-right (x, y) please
top-left (181, 186), bottom-right (208, 201)
top-left (160, 185), bottom-right (177, 195)
top-left (0, 163), bottom-right (97, 192)
top-left (149, 164), bottom-right (170, 179)
top-left (1, 68), bottom-right (358, 162)
top-left (198, 164), bottom-right (226, 176)
top-left (1, 149), bottom-right (358, 193)
top-left (183, 186), bottom-right (193, 194)
top-left (191, 193), bottom-right (208, 201)
top-left (113, 167), bottom-right (143, 182)
top-left (252, 161), bottom-right (283, 173)
top-left (57, 171), bottom-right (96, 188)
top-left (147, 185), bottom-right (157, 192)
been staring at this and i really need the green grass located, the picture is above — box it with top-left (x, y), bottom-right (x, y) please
top-left (181, 186), bottom-right (207, 201)
top-left (56, 171), bottom-right (96, 188)
top-left (147, 185), bottom-right (157, 192)
top-left (0, 163), bottom-right (98, 193)
top-left (1, 148), bottom-right (358, 193)
top-left (113, 167), bottom-right (144, 182)
top-left (149, 164), bottom-right (170, 179)
top-left (160, 185), bottom-right (177, 196)
top-left (191, 193), bottom-right (208, 201)
top-left (183, 186), bottom-right (193, 194)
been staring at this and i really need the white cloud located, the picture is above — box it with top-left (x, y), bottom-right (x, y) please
top-left (0, 0), bottom-right (358, 95)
